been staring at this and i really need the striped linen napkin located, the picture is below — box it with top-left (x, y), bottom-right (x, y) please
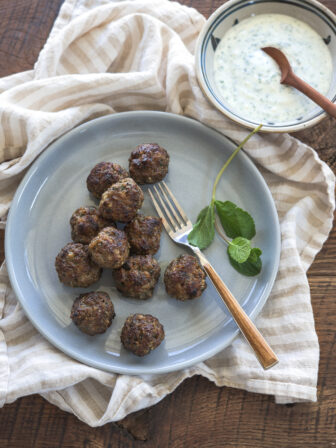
top-left (0, 0), bottom-right (335, 425)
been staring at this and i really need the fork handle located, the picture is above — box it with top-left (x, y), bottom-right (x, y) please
top-left (195, 250), bottom-right (278, 370)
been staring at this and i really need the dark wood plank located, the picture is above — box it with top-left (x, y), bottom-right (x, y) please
top-left (0, 0), bottom-right (64, 76)
top-left (0, 0), bottom-right (335, 447)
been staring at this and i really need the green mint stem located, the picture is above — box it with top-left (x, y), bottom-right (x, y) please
top-left (211, 124), bottom-right (262, 202)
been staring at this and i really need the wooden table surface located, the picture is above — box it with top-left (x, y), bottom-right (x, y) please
top-left (0, 1), bottom-right (335, 446)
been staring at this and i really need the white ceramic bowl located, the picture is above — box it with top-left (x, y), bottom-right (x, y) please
top-left (195, 0), bottom-right (336, 133)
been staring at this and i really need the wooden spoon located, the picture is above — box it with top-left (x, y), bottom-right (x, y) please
top-left (261, 46), bottom-right (336, 118)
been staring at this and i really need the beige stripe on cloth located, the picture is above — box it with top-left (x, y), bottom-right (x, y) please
top-left (0, 0), bottom-right (335, 425)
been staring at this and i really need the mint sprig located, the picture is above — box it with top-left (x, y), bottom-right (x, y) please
top-left (188, 124), bottom-right (263, 277)
top-left (215, 200), bottom-right (256, 239)
top-left (228, 237), bottom-right (251, 263)
top-left (187, 204), bottom-right (215, 250)
top-left (229, 247), bottom-right (262, 276)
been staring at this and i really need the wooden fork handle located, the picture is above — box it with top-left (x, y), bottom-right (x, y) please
top-left (285, 71), bottom-right (336, 118)
top-left (195, 251), bottom-right (278, 370)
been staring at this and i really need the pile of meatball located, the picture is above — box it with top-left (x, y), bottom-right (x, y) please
top-left (55, 143), bottom-right (207, 357)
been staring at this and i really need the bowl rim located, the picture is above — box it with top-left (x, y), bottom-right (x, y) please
top-left (195, 0), bottom-right (336, 133)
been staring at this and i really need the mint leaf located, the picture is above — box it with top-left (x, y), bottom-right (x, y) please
top-left (215, 200), bottom-right (256, 239)
top-left (188, 204), bottom-right (215, 250)
top-left (229, 247), bottom-right (262, 276)
top-left (228, 237), bottom-right (251, 263)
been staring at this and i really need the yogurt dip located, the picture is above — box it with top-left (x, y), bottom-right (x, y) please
top-left (213, 14), bottom-right (333, 124)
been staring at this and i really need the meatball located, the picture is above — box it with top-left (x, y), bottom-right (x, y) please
top-left (99, 177), bottom-right (144, 222)
top-left (112, 255), bottom-right (160, 299)
top-left (129, 143), bottom-right (169, 184)
top-left (71, 291), bottom-right (115, 336)
top-left (88, 227), bottom-right (129, 269)
top-left (164, 254), bottom-right (207, 301)
top-left (70, 206), bottom-right (114, 244)
top-left (86, 162), bottom-right (129, 199)
top-left (55, 243), bottom-right (102, 287)
top-left (120, 314), bottom-right (164, 356)
top-left (124, 214), bottom-right (162, 255)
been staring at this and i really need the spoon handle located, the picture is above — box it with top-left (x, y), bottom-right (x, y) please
top-left (285, 72), bottom-right (336, 118)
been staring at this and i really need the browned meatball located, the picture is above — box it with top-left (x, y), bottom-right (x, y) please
top-left (124, 214), bottom-right (162, 255)
top-left (120, 314), bottom-right (164, 356)
top-left (112, 255), bottom-right (160, 299)
top-left (55, 243), bottom-right (102, 287)
top-left (70, 206), bottom-right (114, 244)
top-left (99, 177), bottom-right (144, 223)
top-left (88, 227), bottom-right (129, 269)
top-left (164, 254), bottom-right (207, 301)
top-left (70, 291), bottom-right (115, 336)
top-left (86, 162), bottom-right (129, 199)
top-left (129, 143), bottom-right (169, 184)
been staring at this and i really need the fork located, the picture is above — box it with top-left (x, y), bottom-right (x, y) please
top-left (149, 181), bottom-right (278, 370)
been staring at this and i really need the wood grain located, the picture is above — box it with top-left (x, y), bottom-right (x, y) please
top-left (202, 260), bottom-right (278, 370)
top-left (0, 0), bottom-right (335, 447)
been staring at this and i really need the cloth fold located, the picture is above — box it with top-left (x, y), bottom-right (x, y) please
top-left (0, 0), bottom-right (334, 425)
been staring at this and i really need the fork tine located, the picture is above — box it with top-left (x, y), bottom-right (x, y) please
top-left (148, 189), bottom-right (173, 236)
top-left (162, 181), bottom-right (192, 226)
top-left (157, 183), bottom-right (183, 227)
top-left (153, 185), bottom-right (179, 231)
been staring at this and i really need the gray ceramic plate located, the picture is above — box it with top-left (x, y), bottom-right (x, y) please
top-left (5, 111), bottom-right (280, 375)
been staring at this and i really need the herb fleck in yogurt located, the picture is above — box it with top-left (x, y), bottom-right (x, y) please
top-left (213, 14), bottom-right (333, 124)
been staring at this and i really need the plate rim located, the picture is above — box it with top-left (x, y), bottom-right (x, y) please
top-left (5, 111), bottom-right (281, 374)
